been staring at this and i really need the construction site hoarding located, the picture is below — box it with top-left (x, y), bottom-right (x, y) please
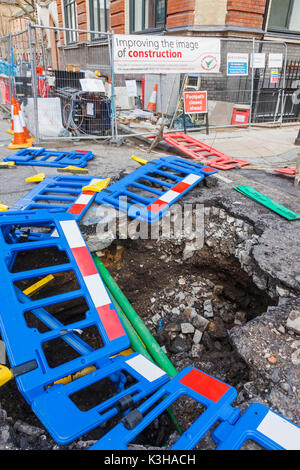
top-left (113, 34), bottom-right (220, 74)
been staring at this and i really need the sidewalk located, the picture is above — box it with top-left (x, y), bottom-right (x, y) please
top-left (186, 125), bottom-right (300, 166)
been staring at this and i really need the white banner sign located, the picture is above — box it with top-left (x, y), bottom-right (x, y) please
top-left (268, 53), bottom-right (283, 68)
top-left (250, 53), bottom-right (265, 68)
top-left (125, 80), bottom-right (137, 97)
top-left (80, 78), bottom-right (105, 92)
top-left (113, 34), bottom-right (220, 74)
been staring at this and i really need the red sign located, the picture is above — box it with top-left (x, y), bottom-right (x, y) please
top-left (183, 91), bottom-right (207, 114)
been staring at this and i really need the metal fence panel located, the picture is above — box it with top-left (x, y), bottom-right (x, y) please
top-left (0, 35), bottom-right (13, 112)
top-left (1, 28), bottom-right (298, 144)
top-left (111, 36), bottom-right (292, 142)
top-left (24, 24), bottom-right (114, 142)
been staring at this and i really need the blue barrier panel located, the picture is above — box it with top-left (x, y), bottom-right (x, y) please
top-left (4, 147), bottom-right (94, 168)
top-left (32, 352), bottom-right (169, 445)
top-left (90, 366), bottom-right (239, 450)
top-left (0, 210), bottom-right (171, 444)
top-left (94, 156), bottom-right (217, 222)
top-left (11, 175), bottom-right (104, 221)
top-left (213, 403), bottom-right (300, 450)
top-left (0, 210), bottom-right (129, 406)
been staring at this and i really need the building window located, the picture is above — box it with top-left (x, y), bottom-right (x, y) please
top-left (64, 0), bottom-right (78, 43)
top-left (130, 0), bottom-right (167, 33)
top-left (268, 0), bottom-right (300, 33)
top-left (89, 0), bottom-right (109, 40)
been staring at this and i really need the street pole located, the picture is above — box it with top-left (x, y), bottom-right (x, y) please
top-left (28, 23), bottom-right (40, 143)
top-left (295, 154), bottom-right (300, 187)
top-left (249, 37), bottom-right (255, 131)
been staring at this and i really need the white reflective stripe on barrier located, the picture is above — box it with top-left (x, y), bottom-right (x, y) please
top-left (84, 273), bottom-right (111, 308)
top-left (184, 174), bottom-right (202, 185)
top-left (126, 355), bottom-right (166, 382)
top-left (73, 194), bottom-right (94, 206)
top-left (60, 220), bottom-right (85, 248)
top-left (257, 410), bottom-right (300, 450)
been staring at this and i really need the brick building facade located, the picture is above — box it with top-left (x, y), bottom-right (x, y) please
top-left (49, 0), bottom-right (300, 78)
top-left (54, 0), bottom-right (300, 43)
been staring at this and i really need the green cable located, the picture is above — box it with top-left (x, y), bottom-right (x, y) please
top-left (108, 290), bottom-right (153, 362)
top-left (92, 254), bottom-right (182, 435)
top-left (92, 254), bottom-right (178, 378)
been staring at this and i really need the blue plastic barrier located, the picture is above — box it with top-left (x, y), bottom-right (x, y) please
top-left (213, 403), bottom-right (300, 450)
top-left (32, 352), bottom-right (169, 445)
top-left (11, 175), bottom-right (104, 221)
top-left (0, 210), bottom-right (129, 405)
top-left (0, 210), bottom-right (170, 444)
top-left (94, 156), bottom-right (217, 222)
top-left (4, 147), bottom-right (94, 168)
top-left (90, 366), bottom-right (239, 450)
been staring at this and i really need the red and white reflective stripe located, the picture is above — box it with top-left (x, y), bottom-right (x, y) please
top-left (59, 219), bottom-right (125, 341)
top-left (126, 354), bottom-right (166, 382)
top-left (179, 369), bottom-right (230, 403)
top-left (68, 178), bottom-right (102, 216)
top-left (257, 411), bottom-right (300, 450)
top-left (147, 173), bottom-right (202, 213)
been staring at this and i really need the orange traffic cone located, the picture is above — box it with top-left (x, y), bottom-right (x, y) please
top-left (6, 96), bottom-right (16, 135)
top-left (17, 102), bottom-right (35, 143)
top-left (8, 104), bottom-right (31, 149)
top-left (147, 83), bottom-right (158, 112)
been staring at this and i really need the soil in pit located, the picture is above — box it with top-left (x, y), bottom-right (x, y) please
top-left (96, 238), bottom-right (277, 448)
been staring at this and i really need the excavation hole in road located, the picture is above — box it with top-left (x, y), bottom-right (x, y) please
top-left (101, 237), bottom-right (276, 389)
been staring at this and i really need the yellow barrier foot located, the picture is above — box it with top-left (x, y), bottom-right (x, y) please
top-left (111, 348), bottom-right (134, 359)
top-left (82, 178), bottom-right (110, 193)
top-left (58, 166), bottom-right (89, 174)
top-left (0, 365), bottom-right (13, 387)
top-left (49, 366), bottom-right (96, 387)
top-left (131, 154), bottom-right (148, 165)
top-left (23, 274), bottom-right (55, 297)
top-left (0, 202), bottom-right (8, 212)
top-left (0, 162), bottom-right (16, 169)
top-left (25, 173), bottom-right (46, 183)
